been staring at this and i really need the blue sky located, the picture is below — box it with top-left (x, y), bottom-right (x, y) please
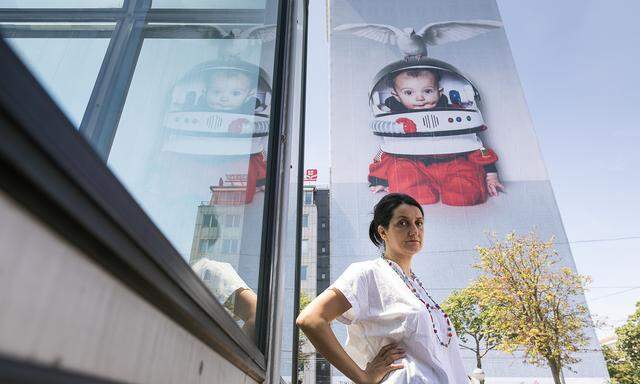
top-left (497, 0), bottom-right (640, 338)
top-left (305, 0), bottom-right (640, 338)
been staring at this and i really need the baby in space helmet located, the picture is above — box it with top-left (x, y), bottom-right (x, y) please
top-left (204, 69), bottom-right (260, 113)
top-left (368, 68), bottom-right (504, 206)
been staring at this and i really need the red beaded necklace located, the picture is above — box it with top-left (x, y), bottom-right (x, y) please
top-left (383, 258), bottom-right (453, 347)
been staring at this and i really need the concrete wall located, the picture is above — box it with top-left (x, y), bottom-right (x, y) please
top-left (0, 190), bottom-right (257, 384)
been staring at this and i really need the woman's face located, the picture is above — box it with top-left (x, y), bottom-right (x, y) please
top-left (378, 203), bottom-right (424, 257)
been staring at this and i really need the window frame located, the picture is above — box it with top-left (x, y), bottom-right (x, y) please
top-left (0, 0), bottom-right (296, 381)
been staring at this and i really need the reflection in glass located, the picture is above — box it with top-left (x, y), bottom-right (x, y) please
top-left (0, 0), bottom-right (123, 7)
top-left (107, 28), bottom-right (277, 342)
top-left (2, 34), bottom-right (111, 127)
top-left (192, 257), bottom-right (257, 340)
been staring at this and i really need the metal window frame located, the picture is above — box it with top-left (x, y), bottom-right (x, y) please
top-left (0, 0), bottom-right (296, 381)
top-left (290, 0), bottom-right (309, 382)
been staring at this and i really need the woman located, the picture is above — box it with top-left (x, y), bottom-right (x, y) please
top-left (296, 193), bottom-right (468, 383)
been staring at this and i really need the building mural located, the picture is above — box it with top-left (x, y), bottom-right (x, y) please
top-left (328, 0), bottom-right (608, 382)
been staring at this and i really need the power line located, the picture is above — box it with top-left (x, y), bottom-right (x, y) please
top-left (329, 234), bottom-right (640, 257)
top-left (587, 287), bottom-right (640, 302)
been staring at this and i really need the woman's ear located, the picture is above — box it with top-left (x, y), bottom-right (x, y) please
top-left (377, 224), bottom-right (387, 242)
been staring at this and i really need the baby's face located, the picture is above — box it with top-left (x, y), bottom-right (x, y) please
top-left (392, 71), bottom-right (441, 110)
top-left (206, 73), bottom-right (253, 111)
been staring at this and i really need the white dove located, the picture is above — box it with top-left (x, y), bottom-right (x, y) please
top-left (214, 24), bottom-right (278, 60)
top-left (334, 20), bottom-right (502, 59)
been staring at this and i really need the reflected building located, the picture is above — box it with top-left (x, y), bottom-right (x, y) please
top-left (189, 174), bottom-right (248, 269)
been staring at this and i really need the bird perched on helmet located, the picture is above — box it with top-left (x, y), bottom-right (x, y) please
top-left (334, 20), bottom-right (502, 60)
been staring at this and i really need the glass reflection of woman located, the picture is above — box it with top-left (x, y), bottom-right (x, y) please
top-left (192, 257), bottom-right (257, 340)
top-left (297, 193), bottom-right (468, 383)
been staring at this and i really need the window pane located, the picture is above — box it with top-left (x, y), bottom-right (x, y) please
top-left (302, 214), bottom-right (308, 228)
top-left (1, 25), bottom-right (113, 127)
top-left (0, 0), bottom-right (124, 7)
top-left (151, 0), bottom-right (265, 9)
top-left (106, 21), bottom-right (279, 344)
top-left (304, 191), bottom-right (313, 205)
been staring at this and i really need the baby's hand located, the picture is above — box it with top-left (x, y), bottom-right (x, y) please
top-left (486, 173), bottom-right (504, 197)
top-left (370, 185), bottom-right (389, 193)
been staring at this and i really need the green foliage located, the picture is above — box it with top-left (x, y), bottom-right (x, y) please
top-left (473, 231), bottom-right (591, 384)
top-left (298, 291), bottom-right (314, 372)
top-left (604, 301), bottom-right (640, 383)
top-left (442, 283), bottom-right (502, 369)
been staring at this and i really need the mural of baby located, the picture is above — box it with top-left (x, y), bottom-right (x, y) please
top-left (368, 68), bottom-right (504, 206)
top-left (204, 69), bottom-right (259, 113)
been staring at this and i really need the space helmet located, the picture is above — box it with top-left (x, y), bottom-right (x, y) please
top-left (162, 59), bottom-right (272, 156)
top-left (369, 57), bottom-right (486, 155)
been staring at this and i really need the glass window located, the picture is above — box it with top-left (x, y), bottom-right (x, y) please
top-left (301, 239), bottom-right (308, 257)
top-left (2, 0), bottom-right (284, 348)
top-left (300, 265), bottom-right (307, 281)
top-left (224, 215), bottom-right (241, 228)
top-left (0, 0), bottom-right (124, 7)
top-left (221, 239), bottom-right (239, 254)
top-left (202, 213), bottom-right (217, 227)
top-left (199, 238), bottom-right (215, 254)
top-left (105, 18), bottom-right (281, 346)
top-left (303, 190), bottom-right (313, 205)
top-left (1, 26), bottom-right (113, 127)
top-left (302, 214), bottom-right (309, 228)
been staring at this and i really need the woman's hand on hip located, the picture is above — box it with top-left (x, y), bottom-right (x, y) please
top-left (359, 343), bottom-right (405, 384)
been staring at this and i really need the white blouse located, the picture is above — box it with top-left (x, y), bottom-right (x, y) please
top-left (330, 258), bottom-right (469, 384)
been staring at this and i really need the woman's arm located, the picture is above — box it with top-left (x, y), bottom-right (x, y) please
top-left (234, 288), bottom-right (257, 340)
top-left (296, 288), bottom-right (404, 384)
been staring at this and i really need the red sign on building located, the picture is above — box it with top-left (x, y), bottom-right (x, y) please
top-left (304, 169), bottom-right (318, 181)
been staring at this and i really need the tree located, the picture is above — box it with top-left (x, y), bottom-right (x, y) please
top-left (297, 292), bottom-right (314, 378)
top-left (474, 231), bottom-right (591, 384)
top-left (442, 283), bottom-right (502, 383)
top-left (603, 300), bottom-right (640, 383)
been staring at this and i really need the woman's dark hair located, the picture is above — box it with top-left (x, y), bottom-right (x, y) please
top-left (368, 193), bottom-right (424, 247)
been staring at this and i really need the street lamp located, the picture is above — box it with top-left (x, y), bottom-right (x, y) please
top-left (470, 368), bottom-right (486, 384)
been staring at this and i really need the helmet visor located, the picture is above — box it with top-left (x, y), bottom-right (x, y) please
top-left (370, 67), bottom-right (479, 116)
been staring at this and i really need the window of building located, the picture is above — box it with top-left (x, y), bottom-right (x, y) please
top-left (224, 215), bottom-right (241, 228)
top-left (202, 214), bottom-right (217, 228)
top-left (303, 190), bottom-right (313, 205)
top-left (198, 239), bottom-right (215, 254)
top-left (302, 214), bottom-right (309, 228)
top-left (301, 239), bottom-right (309, 256)
top-left (221, 239), bottom-right (239, 254)
top-left (300, 265), bottom-right (307, 280)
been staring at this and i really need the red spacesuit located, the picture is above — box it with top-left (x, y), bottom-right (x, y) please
top-left (366, 58), bottom-right (502, 206)
top-left (368, 148), bottom-right (498, 206)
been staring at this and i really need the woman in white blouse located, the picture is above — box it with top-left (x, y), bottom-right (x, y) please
top-left (296, 193), bottom-right (469, 383)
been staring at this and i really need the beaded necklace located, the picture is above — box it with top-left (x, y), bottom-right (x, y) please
top-left (383, 258), bottom-right (453, 347)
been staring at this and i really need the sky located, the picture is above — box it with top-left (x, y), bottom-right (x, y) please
top-left (305, 0), bottom-right (640, 339)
